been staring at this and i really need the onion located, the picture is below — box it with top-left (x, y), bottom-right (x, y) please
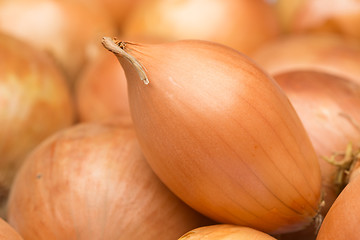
top-left (275, 0), bottom-right (360, 39)
top-left (251, 33), bottom-right (360, 85)
top-left (316, 173), bottom-right (360, 239)
top-left (179, 224), bottom-right (276, 240)
top-left (0, 218), bottom-right (23, 240)
top-left (273, 70), bottom-right (360, 240)
top-left (75, 51), bottom-right (131, 123)
top-left (122, 0), bottom-right (280, 55)
top-left (0, 33), bottom-right (74, 216)
top-left (102, 37), bottom-right (322, 234)
top-left (7, 121), bottom-right (212, 239)
top-left (0, 0), bottom-right (116, 86)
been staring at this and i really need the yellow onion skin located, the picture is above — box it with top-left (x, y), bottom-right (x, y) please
top-left (276, 0), bottom-right (360, 39)
top-left (251, 33), bottom-right (360, 85)
top-left (122, 0), bottom-right (280, 55)
top-left (316, 174), bottom-right (360, 240)
top-left (0, 33), bottom-right (74, 216)
top-left (102, 38), bottom-right (322, 234)
top-left (0, 0), bottom-right (116, 86)
top-left (273, 70), bottom-right (360, 240)
top-left (0, 218), bottom-right (23, 240)
top-left (179, 224), bottom-right (276, 240)
top-left (75, 51), bottom-right (131, 123)
top-left (7, 121), bottom-right (212, 240)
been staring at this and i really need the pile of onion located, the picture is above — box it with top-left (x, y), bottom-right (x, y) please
top-left (7, 121), bottom-right (212, 239)
top-left (0, 0), bottom-right (116, 86)
top-left (179, 224), bottom-right (276, 240)
top-left (0, 33), bottom-right (74, 217)
top-left (75, 51), bottom-right (131, 123)
top-left (0, 218), bottom-right (22, 240)
top-left (275, 0), bottom-right (360, 39)
top-left (122, 0), bottom-right (280, 55)
top-left (251, 33), bottom-right (360, 84)
top-left (102, 37), bottom-right (322, 234)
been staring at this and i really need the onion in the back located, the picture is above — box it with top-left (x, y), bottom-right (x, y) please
top-left (0, 33), bottom-right (74, 216)
top-left (7, 121), bottom-right (212, 239)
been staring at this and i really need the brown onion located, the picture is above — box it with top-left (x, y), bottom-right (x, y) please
top-left (276, 0), bottom-right (360, 39)
top-left (0, 218), bottom-right (22, 240)
top-left (122, 0), bottom-right (280, 55)
top-left (179, 224), bottom-right (276, 240)
top-left (316, 173), bottom-right (360, 239)
top-left (0, 33), bottom-right (74, 216)
top-left (75, 51), bottom-right (131, 123)
top-left (251, 33), bottom-right (360, 85)
top-left (7, 121), bottom-right (212, 239)
top-left (102, 37), bottom-right (322, 234)
top-left (0, 0), bottom-right (116, 86)
top-left (273, 70), bottom-right (360, 240)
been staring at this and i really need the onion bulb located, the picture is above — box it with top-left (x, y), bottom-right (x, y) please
top-left (0, 0), bottom-right (116, 86)
top-left (251, 33), bottom-right (360, 85)
top-left (75, 51), bottom-right (131, 123)
top-left (0, 33), bottom-right (74, 216)
top-left (7, 121), bottom-right (212, 239)
top-left (102, 37), bottom-right (322, 234)
top-left (122, 0), bottom-right (280, 55)
top-left (275, 0), bottom-right (360, 39)
top-left (179, 224), bottom-right (276, 240)
top-left (0, 218), bottom-right (23, 240)
top-left (316, 173), bottom-right (360, 240)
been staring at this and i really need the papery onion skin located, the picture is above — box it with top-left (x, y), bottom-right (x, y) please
top-left (0, 33), bottom-right (74, 216)
top-left (276, 0), bottom-right (360, 39)
top-left (0, 0), bottom-right (116, 86)
top-left (273, 70), bottom-right (360, 240)
top-left (251, 33), bottom-right (360, 85)
top-left (0, 218), bottom-right (23, 240)
top-left (103, 37), bottom-right (322, 234)
top-left (122, 0), bottom-right (280, 55)
top-left (7, 121), bottom-right (212, 240)
top-left (75, 51), bottom-right (131, 123)
top-left (179, 224), bottom-right (276, 240)
top-left (316, 174), bottom-right (360, 240)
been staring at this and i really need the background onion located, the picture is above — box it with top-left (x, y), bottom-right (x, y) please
top-left (75, 51), bottom-right (131, 123)
top-left (0, 33), bottom-right (74, 217)
top-left (0, 218), bottom-right (22, 240)
top-left (275, 0), bottom-right (360, 39)
top-left (122, 0), bottom-right (280, 55)
top-left (179, 224), bottom-right (276, 240)
top-left (7, 121), bottom-right (212, 239)
top-left (103, 38), bottom-right (322, 234)
top-left (0, 0), bottom-right (116, 86)
top-left (251, 33), bottom-right (360, 84)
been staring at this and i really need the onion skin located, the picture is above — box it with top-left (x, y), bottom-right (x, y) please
top-left (179, 224), bottom-right (276, 240)
top-left (316, 174), bottom-right (360, 240)
top-left (251, 33), bottom-right (360, 85)
top-left (7, 121), bottom-right (212, 240)
top-left (0, 218), bottom-right (23, 240)
top-left (122, 0), bottom-right (280, 55)
top-left (0, 0), bottom-right (116, 85)
top-left (0, 33), bottom-right (74, 216)
top-left (276, 0), bottom-right (360, 39)
top-left (75, 51), bottom-right (131, 123)
top-left (102, 38), bottom-right (322, 234)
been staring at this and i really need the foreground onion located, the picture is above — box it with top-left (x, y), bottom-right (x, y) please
top-left (0, 33), bottom-right (74, 216)
top-left (75, 51), bottom-right (131, 123)
top-left (122, 0), bottom-right (280, 55)
top-left (102, 37), bottom-right (322, 234)
top-left (7, 121), bottom-right (212, 239)
top-left (179, 224), bottom-right (276, 240)
top-left (273, 70), bottom-right (360, 240)
top-left (0, 0), bottom-right (116, 85)
top-left (0, 218), bottom-right (23, 240)
top-left (316, 173), bottom-right (360, 240)
top-left (275, 0), bottom-right (360, 39)
top-left (251, 33), bottom-right (360, 84)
